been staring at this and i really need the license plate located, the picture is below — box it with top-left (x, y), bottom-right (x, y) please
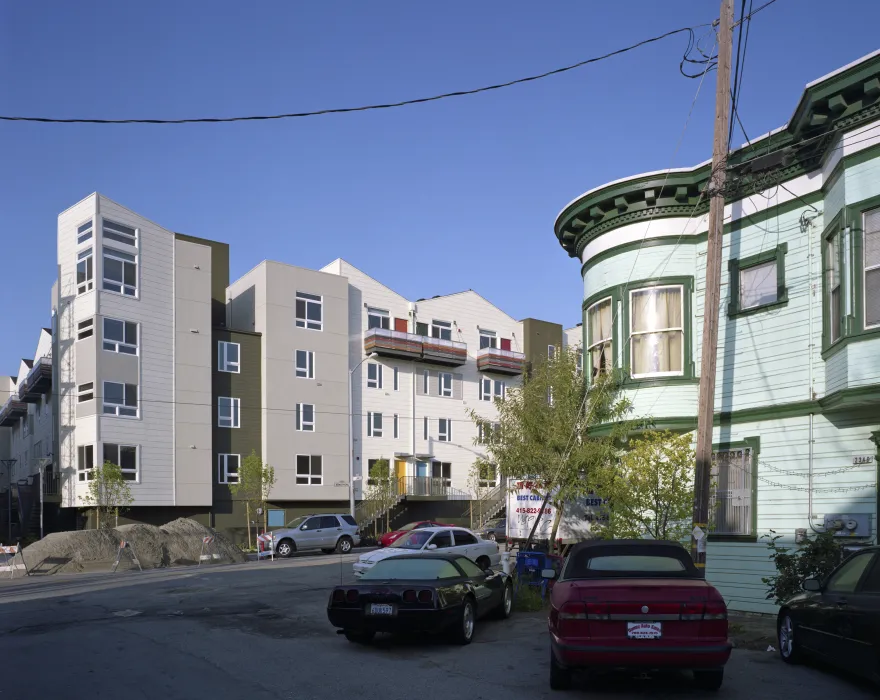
top-left (368, 603), bottom-right (394, 616)
top-left (627, 621), bottom-right (662, 639)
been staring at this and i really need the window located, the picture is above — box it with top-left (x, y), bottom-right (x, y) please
top-left (587, 297), bottom-right (612, 377)
top-left (77, 247), bottom-right (94, 294)
top-left (301, 516), bottom-right (323, 530)
top-left (77, 444), bottom-right (94, 482)
top-left (296, 455), bottom-right (322, 485)
top-left (393, 367), bottom-right (399, 391)
top-left (268, 510), bottom-right (286, 527)
top-left (361, 558), bottom-right (460, 580)
top-left (77, 318), bottom-right (94, 340)
top-left (480, 377), bottom-right (505, 401)
top-left (218, 397), bottom-right (240, 428)
top-left (479, 329), bottom-right (497, 349)
top-left (478, 463), bottom-right (497, 488)
top-left (296, 403), bottom-right (315, 432)
top-left (455, 556), bottom-right (484, 577)
top-left (77, 382), bottom-right (94, 403)
top-left (428, 531), bottom-right (453, 549)
top-left (548, 344), bottom-right (556, 360)
top-left (295, 291), bottom-right (322, 330)
top-left (861, 556), bottom-right (880, 593)
top-left (367, 307), bottom-right (390, 330)
top-left (728, 244), bottom-right (787, 316)
top-left (218, 341), bottom-right (240, 373)
top-left (864, 207), bottom-right (880, 328)
top-left (367, 412), bottom-right (383, 438)
top-left (438, 418), bottom-right (452, 442)
top-left (478, 422), bottom-right (499, 444)
top-left (102, 219), bottom-right (137, 246)
top-left (431, 320), bottom-right (452, 340)
top-left (827, 232), bottom-right (842, 343)
top-left (453, 530), bottom-right (478, 546)
top-left (103, 248), bottom-right (137, 296)
top-left (438, 372), bottom-right (453, 397)
top-left (218, 454), bottom-right (240, 484)
top-left (367, 363), bottom-right (383, 389)
top-left (423, 370), bottom-right (429, 393)
top-left (23, 415), bottom-right (31, 438)
top-left (321, 515), bottom-right (340, 528)
top-left (103, 443), bottom-right (138, 481)
top-left (710, 447), bottom-right (754, 536)
top-left (629, 285), bottom-right (684, 377)
top-left (415, 321), bottom-right (429, 336)
top-left (295, 350), bottom-right (315, 379)
top-left (77, 220), bottom-right (93, 244)
top-left (431, 461), bottom-right (451, 486)
top-left (103, 382), bottom-right (138, 417)
top-left (393, 413), bottom-right (399, 439)
top-left (423, 416), bottom-right (428, 440)
top-left (825, 553), bottom-right (875, 594)
top-left (577, 348), bottom-right (584, 374)
top-left (740, 261), bottom-right (778, 309)
top-left (103, 318), bottom-right (138, 355)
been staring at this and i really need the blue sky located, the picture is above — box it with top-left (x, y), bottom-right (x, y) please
top-left (0, 0), bottom-right (877, 372)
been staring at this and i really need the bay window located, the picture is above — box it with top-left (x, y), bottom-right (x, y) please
top-left (587, 297), bottom-right (613, 377)
top-left (629, 285), bottom-right (684, 377)
top-left (864, 207), bottom-right (880, 329)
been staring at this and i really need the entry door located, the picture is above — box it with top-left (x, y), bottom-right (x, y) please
top-left (395, 459), bottom-right (407, 494)
top-left (415, 461), bottom-right (429, 495)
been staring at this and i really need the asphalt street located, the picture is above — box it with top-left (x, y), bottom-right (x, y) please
top-left (0, 554), bottom-right (874, 699)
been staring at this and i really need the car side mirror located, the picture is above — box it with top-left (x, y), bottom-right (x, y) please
top-left (427, 544), bottom-right (438, 550)
top-left (802, 578), bottom-right (821, 592)
top-left (541, 569), bottom-right (557, 580)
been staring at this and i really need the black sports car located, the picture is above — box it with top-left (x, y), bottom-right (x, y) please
top-left (327, 553), bottom-right (513, 645)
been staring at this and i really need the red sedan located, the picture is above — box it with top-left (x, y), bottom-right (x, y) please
top-left (546, 539), bottom-right (731, 691)
top-left (378, 521), bottom-right (454, 548)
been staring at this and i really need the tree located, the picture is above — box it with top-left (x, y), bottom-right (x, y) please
top-left (230, 450), bottom-right (276, 548)
top-left (600, 430), bottom-right (695, 541)
top-left (364, 458), bottom-right (394, 536)
top-left (469, 346), bottom-right (634, 551)
top-left (80, 460), bottom-right (134, 529)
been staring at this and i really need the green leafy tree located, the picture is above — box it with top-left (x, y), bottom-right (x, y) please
top-left (761, 529), bottom-right (842, 604)
top-left (601, 430), bottom-right (695, 541)
top-left (469, 346), bottom-right (634, 550)
top-left (365, 458), bottom-right (394, 536)
top-left (80, 460), bottom-right (134, 529)
top-left (230, 450), bottom-right (276, 548)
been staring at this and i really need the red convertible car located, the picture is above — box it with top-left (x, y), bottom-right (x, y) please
top-left (378, 521), bottom-right (454, 548)
top-left (545, 539), bottom-right (731, 691)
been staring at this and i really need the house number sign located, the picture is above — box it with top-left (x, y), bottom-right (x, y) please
top-left (852, 455), bottom-right (874, 465)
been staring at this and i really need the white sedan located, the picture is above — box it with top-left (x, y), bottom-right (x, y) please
top-left (353, 526), bottom-right (501, 578)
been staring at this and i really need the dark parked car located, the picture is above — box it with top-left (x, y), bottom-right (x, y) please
top-left (777, 545), bottom-right (880, 685)
top-left (546, 539), bottom-right (731, 691)
top-left (479, 518), bottom-right (507, 543)
top-left (328, 553), bottom-right (513, 645)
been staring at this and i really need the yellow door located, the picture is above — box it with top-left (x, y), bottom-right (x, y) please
top-left (395, 459), bottom-right (407, 494)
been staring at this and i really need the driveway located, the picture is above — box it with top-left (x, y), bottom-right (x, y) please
top-left (0, 556), bottom-right (873, 699)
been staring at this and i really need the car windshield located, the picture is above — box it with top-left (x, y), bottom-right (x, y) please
top-left (285, 516), bottom-right (308, 529)
top-left (390, 531), bottom-right (433, 549)
top-left (360, 558), bottom-right (461, 580)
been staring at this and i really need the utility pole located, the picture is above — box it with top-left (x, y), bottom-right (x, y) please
top-left (692, 0), bottom-right (734, 576)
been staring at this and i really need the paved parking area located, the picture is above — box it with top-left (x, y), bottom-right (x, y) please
top-left (0, 554), bottom-right (874, 699)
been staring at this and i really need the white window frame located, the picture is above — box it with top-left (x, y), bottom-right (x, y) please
top-left (393, 413), bottom-right (399, 439)
top-left (77, 382), bottom-right (94, 403)
top-left (77, 444), bottom-right (95, 482)
top-left (76, 318), bottom-right (94, 341)
top-left (77, 247), bottom-right (94, 295)
top-left (393, 366), bottom-right (399, 391)
top-left (296, 454), bottom-right (323, 485)
top-left (587, 296), bottom-right (613, 378)
top-left (438, 372), bottom-right (453, 397)
top-left (628, 284), bottom-right (685, 379)
top-left (479, 329), bottom-right (497, 349)
top-left (77, 219), bottom-right (93, 245)
top-left (430, 320), bottom-right (452, 340)
top-left (103, 442), bottom-right (139, 481)
top-left (295, 350), bottom-right (315, 379)
top-left (367, 307), bottom-right (390, 330)
top-left (478, 463), bottom-right (498, 488)
top-left (431, 461), bottom-right (452, 487)
top-left (367, 411), bottom-right (383, 438)
top-left (548, 344), bottom-right (556, 360)
top-left (480, 377), bottom-right (506, 401)
top-left (103, 317), bottom-right (138, 355)
top-left (864, 208), bottom-right (880, 330)
top-left (218, 396), bottom-right (241, 428)
top-left (295, 291), bottom-right (323, 331)
top-left (102, 248), bottom-right (138, 297)
top-left (218, 453), bottom-right (240, 484)
top-left (367, 362), bottom-right (383, 389)
top-left (102, 381), bottom-right (138, 417)
top-left (218, 341), bottom-right (240, 373)
top-left (296, 403), bottom-right (315, 432)
top-left (438, 418), bottom-right (452, 442)
top-left (102, 219), bottom-right (137, 247)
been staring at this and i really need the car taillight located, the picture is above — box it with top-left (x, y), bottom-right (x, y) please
top-left (332, 589), bottom-right (345, 604)
top-left (345, 589), bottom-right (360, 603)
top-left (557, 602), bottom-right (589, 636)
top-left (402, 590), bottom-right (417, 603)
top-left (585, 603), bottom-right (610, 620)
top-left (704, 601), bottom-right (727, 620)
top-left (680, 602), bottom-right (704, 621)
top-left (418, 590), bottom-right (433, 604)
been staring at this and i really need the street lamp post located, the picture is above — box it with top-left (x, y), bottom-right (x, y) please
top-left (349, 352), bottom-right (377, 517)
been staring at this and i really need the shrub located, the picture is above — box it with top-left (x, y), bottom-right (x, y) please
top-left (761, 529), bottom-right (842, 605)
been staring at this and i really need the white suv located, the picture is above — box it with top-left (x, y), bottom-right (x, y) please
top-left (273, 514), bottom-right (361, 556)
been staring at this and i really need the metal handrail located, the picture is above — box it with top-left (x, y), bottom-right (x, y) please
top-left (476, 347), bottom-right (525, 360)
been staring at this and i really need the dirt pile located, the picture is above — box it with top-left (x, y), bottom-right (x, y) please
top-left (21, 518), bottom-right (246, 575)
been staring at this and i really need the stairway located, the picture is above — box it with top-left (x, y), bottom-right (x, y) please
top-left (462, 484), bottom-right (506, 532)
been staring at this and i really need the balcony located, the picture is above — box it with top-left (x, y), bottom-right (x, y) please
top-left (18, 356), bottom-right (52, 403)
top-left (364, 328), bottom-right (467, 367)
top-left (0, 397), bottom-right (28, 427)
top-left (476, 347), bottom-right (526, 375)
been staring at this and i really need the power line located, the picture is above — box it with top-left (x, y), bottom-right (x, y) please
top-left (0, 25), bottom-right (711, 125)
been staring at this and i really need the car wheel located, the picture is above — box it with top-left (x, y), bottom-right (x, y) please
top-left (343, 629), bottom-right (375, 644)
top-left (549, 648), bottom-right (572, 691)
top-left (336, 536), bottom-right (353, 554)
top-left (476, 555), bottom-right (491, 570)
top-left (778, 612), bottom-right (801, 664)
top-left (275, 539), bottom-right (295, 557)
top-left (492, 582), bottom-right (513, 620)
top-left (450, 599), bottom-right (476, 645)
top-left (486, 532), bottom-right (496, 541)
top-left (693, 669), bottom-right (723, 691)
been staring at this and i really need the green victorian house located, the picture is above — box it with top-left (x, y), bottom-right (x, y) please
top-left (554, 51), bottom-right (880, 613)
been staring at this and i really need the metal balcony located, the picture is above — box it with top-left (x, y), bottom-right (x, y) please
top-left (476, 347), bottom-right (525, 375)
top-left (18, 356), bottom-right (52, 403)
top-left (0, 397), bottom-right (28, 427)
top-left (364, 328), bottom-right (467, 367)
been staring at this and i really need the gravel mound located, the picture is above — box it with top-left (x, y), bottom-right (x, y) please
top-left (21, 518), bottom-right (246, 575)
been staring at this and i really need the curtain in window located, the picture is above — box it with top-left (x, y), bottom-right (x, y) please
top-left (588, 299), bottom-right (613, 376)
top-left (630, 287), bottom-right (683, 375)
top-left (740, 260), bottom-right (777, 309)
top-left (827, 234), bottom-right (841, 341)
top-left (865, 209), bottom-right (880, 327)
